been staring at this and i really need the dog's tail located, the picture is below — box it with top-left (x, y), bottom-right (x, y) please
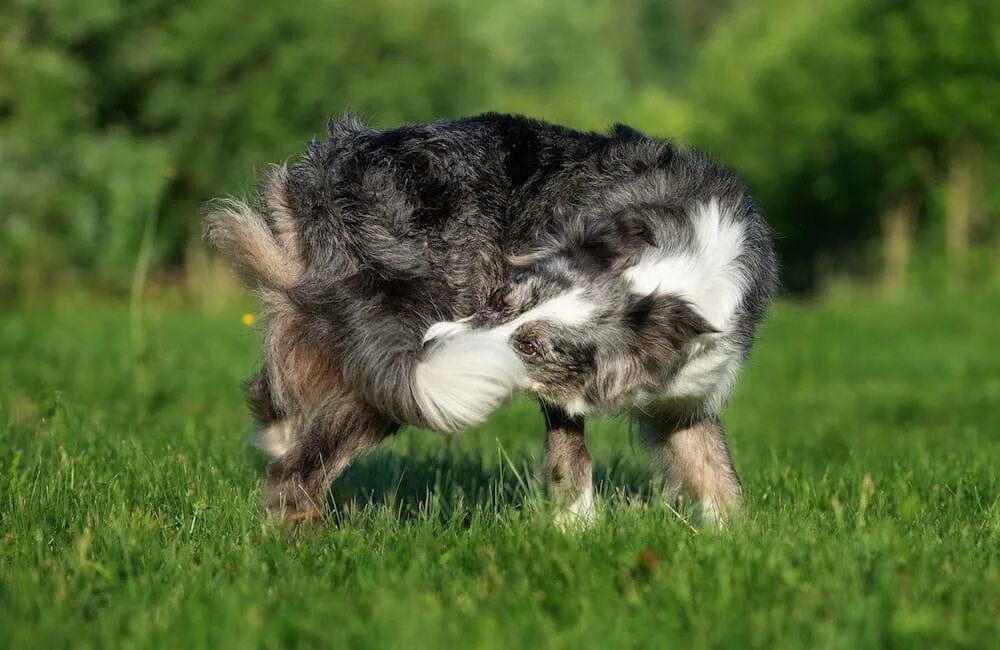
top-left (203, 166), bottom-right (302, 293)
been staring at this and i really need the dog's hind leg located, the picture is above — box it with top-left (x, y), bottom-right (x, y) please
top-left (638, 409), bottom-right (743, 526)
top-left (263, 396), bottom-right (398, 522)
top-left (541, 402), bottom-right (594, 528)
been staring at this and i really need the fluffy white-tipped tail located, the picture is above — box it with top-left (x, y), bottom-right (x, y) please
top-left (204, 199), bottom-right (301, 290)
top-left (412, 333), bottom-right (526, 432)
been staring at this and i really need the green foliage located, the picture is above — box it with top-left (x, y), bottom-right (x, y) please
top-left (1, 293), bottom-right (998, 647)
top-left (0, 1), bottom-right (171, 287)
top-left (689, 0), bottom-right (1000, 289)
top-left (1, 0), bottom-right (997, 292)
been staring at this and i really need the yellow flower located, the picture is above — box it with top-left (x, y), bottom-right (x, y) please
top-left (241, 313), bottom-right (256, 327)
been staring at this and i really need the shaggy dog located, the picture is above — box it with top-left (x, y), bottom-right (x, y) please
top-left (205, 113), bottom-right (777, 525)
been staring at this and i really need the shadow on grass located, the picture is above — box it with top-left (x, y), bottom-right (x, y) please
top-left (323, 450), bottom-right (661, 526)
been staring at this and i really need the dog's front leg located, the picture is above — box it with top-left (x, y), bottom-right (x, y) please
top-left (639, 410), bottom-right (743, 526)
top-left (541, 402), bottom-right (594, 527)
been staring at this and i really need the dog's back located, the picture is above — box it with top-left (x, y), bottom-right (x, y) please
top-left (278, 114), bottom-right (660, 314)
top-left (207, 112), bottom-right (774, 434)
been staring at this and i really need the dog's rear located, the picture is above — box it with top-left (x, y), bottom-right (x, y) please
top-left (204, 156), bottom-right (530, 516)
top-left (204, 165), bottom-right (524, 458)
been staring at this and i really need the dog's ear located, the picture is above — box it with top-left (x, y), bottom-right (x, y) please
top-left (610, 123), bottom-right (645, 142)
top-left (551, 209), bottom-right (657, 272)
top-left (583, 293), bottom-right (715, 408)
top-left (624, 293), bottom-right (718, 366)
top-left (610, 207), bottom-right (658, 250)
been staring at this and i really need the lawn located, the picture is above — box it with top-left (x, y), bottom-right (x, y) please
top-left (1, 291), bottom-right (997, 649)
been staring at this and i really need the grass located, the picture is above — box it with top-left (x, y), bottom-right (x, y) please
top-left (1, 290), bottom-right (998, 649)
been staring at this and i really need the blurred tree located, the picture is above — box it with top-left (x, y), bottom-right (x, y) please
top-left (1, 0), bottom-right (996, 294)
top-left (689, 0), bottom-right (1000, 293)
top-left (633, 0), bottom-right (733, 86)
top-left (142, 0), bottom-right (492, 268)
top-left (0, 0), bottom-right (653, 290)
top-left (0, 0), bottom-right (172, 288)
top-left (851, 0), bottom-right (999, 291)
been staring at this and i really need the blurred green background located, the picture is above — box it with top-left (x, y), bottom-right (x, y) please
top-left (2, 5), bottom-right (999, 646)
top-left (2, 0), bottom-right (998, 298)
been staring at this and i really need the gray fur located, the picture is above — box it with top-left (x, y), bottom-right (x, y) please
top-left (205, 113), bottom-right (777, 522)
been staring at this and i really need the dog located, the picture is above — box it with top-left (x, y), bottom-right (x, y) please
top-left (205, 112), bottom-right (777, 525)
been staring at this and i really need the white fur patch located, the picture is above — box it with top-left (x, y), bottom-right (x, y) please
top-left (623, 197), bottom-right (747, 331)
top-left (664, 342), bottom-right (742, 411)
top-left (422, 289), bottom-right (597, 347)
top-left (412, 332), bottom-right (526, 432)
top-left (561, 394), bottom-right (595, 417)
top-left (414, 289), bottom-right (596, 431)
top-left (422, 318), bottom-right (471, 344)
top-left (493, 288), bottom-right (597, 337)
top-left (253, 420), bottom-right (295, 459)
top-left (554, 482), bottom-right (596, 529)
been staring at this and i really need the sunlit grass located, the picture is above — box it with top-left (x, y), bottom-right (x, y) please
top-left (1, 292), bottom-right (997, 648)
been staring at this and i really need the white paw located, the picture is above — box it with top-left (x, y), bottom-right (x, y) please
top-left (697, 497), bottom-right (740, 528)
top-left (252, 420), bottom-right (295, 459)
top-left (553, 484), bottom-right (596, 531)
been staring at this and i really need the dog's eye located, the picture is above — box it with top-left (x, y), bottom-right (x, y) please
top-left (515, 338), bottom-right (539, 357)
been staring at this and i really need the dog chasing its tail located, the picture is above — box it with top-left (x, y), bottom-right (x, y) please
top-left (204, 167), bottom-right (524, 444)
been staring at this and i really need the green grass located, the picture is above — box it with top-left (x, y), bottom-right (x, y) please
top-left (1, 291), bottom-right (998, 649)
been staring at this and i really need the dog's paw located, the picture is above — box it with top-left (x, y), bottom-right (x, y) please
top-left (695, 496), bottom-right (743, 530)
top-left (552, 487), bottom-right (596, 532)
top-left (263, 475), bottom-right (326, 524)
top-left (252, 420), bottom-right (296, 459)
top-left (282, 508), bottom-right (324, 526)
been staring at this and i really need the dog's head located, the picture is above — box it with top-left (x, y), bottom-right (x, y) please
top-left (422, 243), bottom-right (718, 416)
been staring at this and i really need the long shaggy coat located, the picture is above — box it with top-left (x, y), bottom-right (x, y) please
top-left (206, 113), bottom-right (777, 524)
